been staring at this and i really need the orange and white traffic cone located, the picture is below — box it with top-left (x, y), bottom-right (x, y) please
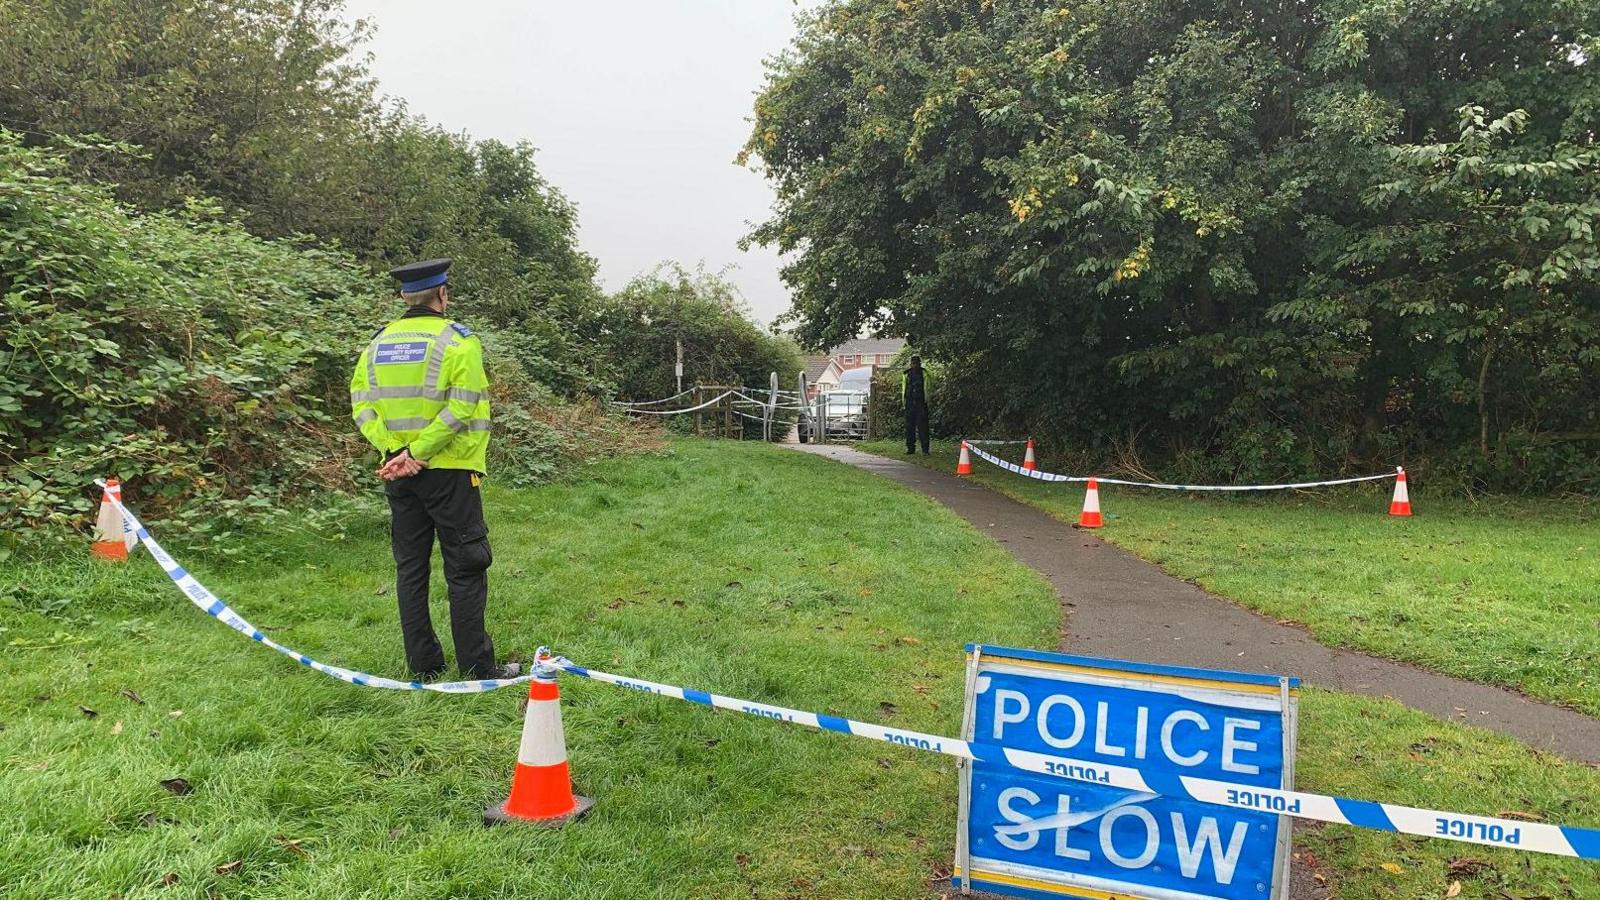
top-left (91, 479), bottom-right (130, 561)
top-left (956, 441), bottom-right (973, 476)
top-left (1022, 439), bottom-right (1038, 472)
top-left (485, 672), bottom-right (593, 827)
top-left (1077, 479), bottom-right (1103, 528)
top-left (1389, 467), bottom-right (1412, 517)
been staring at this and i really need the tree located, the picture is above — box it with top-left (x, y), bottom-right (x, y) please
top-left (0, 0), bottom-right (607, 395)
top-left (596, 265), bottom-right (804, 407)
top-left (744, 0), bottom-right (1600, 488)
top-left (0, 0), bottom-right (377, 239)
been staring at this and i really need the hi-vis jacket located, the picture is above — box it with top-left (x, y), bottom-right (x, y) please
top-left (900, 367), bottom-right (933, 408)
top-left (350, 311), bottom-right (491, 473)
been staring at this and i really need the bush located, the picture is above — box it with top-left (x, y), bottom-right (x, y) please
top-left (0, 135), bottom-right (657, 539)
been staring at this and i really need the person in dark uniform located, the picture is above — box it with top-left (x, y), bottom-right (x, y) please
top-left (901, 355), bottom-right (932, 455)
top-left (349, 258), bottom-right (519, 681)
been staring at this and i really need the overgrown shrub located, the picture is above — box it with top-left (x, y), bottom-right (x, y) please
top-left (0, 135), bottom-right (657, 539)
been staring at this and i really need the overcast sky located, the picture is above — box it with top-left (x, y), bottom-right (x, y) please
top-left (340, 0), bottom-right (812, 327)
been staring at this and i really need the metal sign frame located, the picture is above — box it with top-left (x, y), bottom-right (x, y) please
top-left (955, 645), bottom-right (1298, 900)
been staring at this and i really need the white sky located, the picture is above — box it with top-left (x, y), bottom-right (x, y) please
top-left (341, 1), bottom-right (812, 327)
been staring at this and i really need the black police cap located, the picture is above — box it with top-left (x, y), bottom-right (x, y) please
top-left (389, 258), bottom-right (452, 293)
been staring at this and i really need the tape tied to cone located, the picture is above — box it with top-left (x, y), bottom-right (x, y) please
top-left (486, 676), bottom-right (593, 826)
top-left (92, 479), bottom-right (133, 561)
top-left (1390, 467), bottom-right (1413, 517)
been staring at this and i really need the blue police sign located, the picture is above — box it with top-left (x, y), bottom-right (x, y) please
top-left (954, 645), bottom-right (1298, 899)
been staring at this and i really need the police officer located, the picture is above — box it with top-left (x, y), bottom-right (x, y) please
top-left (350, 259), bottom-right (519, 681)
top-left (901, 355), bottom-right (932, 455)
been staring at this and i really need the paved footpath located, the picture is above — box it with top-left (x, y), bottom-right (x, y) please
top-left (791, 443), bottom-right (1600, 764)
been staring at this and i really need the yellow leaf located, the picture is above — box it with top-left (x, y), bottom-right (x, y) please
top-left (1379, 862), bottom-right (1404, 875)
top-left (1446, 881), bottom-right (1462, 897)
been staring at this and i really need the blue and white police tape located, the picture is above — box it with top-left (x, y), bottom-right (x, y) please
top-left (613, 390), bottom-right (738, 416)
top-left (102, 483), bottom-right (534, 694)
top-left (964, 442), bottom-right (1397, 492)
top-left (531, 652), bottom-right (1600, 860)
top-left (103, 485), bottom-right (1600, 860)
top-left (607, 387), bottom-right (698, 407)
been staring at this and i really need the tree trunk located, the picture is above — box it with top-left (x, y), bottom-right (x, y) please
top-left (1477, 334), bottom-right (1497, 460)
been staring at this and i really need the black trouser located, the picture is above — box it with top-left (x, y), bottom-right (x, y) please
top-left (384, 467), bottom-right (495, 678)
top-left (905, 402), bottom-right (930, 454)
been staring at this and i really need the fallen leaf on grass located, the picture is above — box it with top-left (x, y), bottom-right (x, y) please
top-left (274, 836), bottom-right (308, 857)
top-left (912, 684), bottom-right (931, 694)
top-left (111, 721), bottom-right (123, 735)
top-left (1495, 810), bottom-right (1543, 821)
top-left (1380, 862), bottom-right (1404, 875)
top-left (120, 689), bottom-right (145, 705)
top-left (897, 636), bottom-right (921, 646)
top-left (79, 705), bottom-right (98, 719)
top-left (1446, 881), bottom-right (1462, 897)
top-left (167, 709), bottom-right (183, 719)
top-left (734, 852), bottom-right (750, 867)
top-left (214, 861), bottom-right (241, 876)
top-left (160, 873), bottom-right (178, 886)
top-left (158, 778), bottom-right (192, 796)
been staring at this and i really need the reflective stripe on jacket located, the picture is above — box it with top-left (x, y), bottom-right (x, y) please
top-left (350, 316), bottom-right (491, 473)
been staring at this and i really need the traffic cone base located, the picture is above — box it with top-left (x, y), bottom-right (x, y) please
top-left (1022, 439), bottom-right (1037, 472)
top-left (91, 540), bottom-right (128, 561)
top-left (486, 676), bottom-right (592, 828)
top-left (92, 479), bottom-right (129, 562)
top-left (1389, 468), bottom-right (1412, 517)
top-left (485, 791), bottom-right (594, 828)
top-left (956, 441), bottom-right (973, 476)
top-left (1078, 478), bottom-right (1103, 529)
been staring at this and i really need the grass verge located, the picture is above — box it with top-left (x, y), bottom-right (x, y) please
top-left (858, 439), bottom-right (1600, 717)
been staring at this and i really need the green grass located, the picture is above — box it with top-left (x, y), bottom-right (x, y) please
top-left (5, 438), bottom-right (1600, 899)
top-left (1, 440), bottom-right (1056, 899)
top-left (861, 439), bottom-right (1600, 717)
